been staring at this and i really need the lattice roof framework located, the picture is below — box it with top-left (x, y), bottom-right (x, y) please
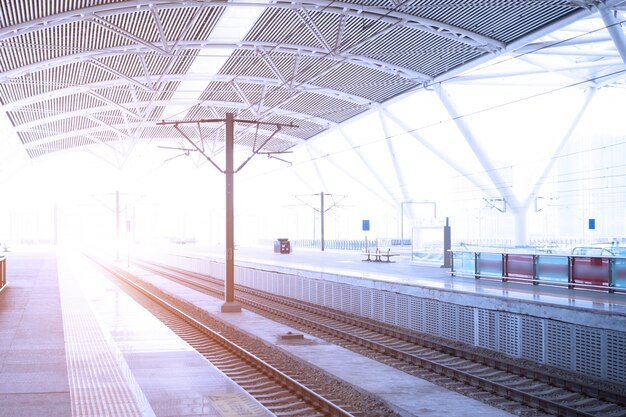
top-left (0, 0), bottom-right (624, 163)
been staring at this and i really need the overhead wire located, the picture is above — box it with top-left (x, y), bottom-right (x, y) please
top-left (229, 6), bottom-right (626, 202)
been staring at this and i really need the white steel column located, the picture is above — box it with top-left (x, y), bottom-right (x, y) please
top-left (382, 105), bottom-right (498, 199)
top-left (598, 4), bottom-right (626, 66)
top-left (306, 143), bottom-right (396, 209)
top-left (338, 126), bottom-right (399, 207)
top-left (434, 85), bottom-right (531, 245)
top-left (379, 112), bottom-right (413, 238)
top-left (435, 84), bottom-right (521, 209)
top-left (522, 88), bottom-right (596, 209)
top-left (305, 146), bottom-right (330, 192)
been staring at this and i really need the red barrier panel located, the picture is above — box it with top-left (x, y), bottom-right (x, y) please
top-left (505, 254), bottom-right (534, 280)
top-left (571, 257), bottom-right (609, 286)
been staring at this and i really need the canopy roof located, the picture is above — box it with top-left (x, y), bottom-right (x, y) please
top-left (1, 0), bottom-right (624, 162)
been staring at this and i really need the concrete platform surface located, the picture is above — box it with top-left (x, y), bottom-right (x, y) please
top-left (0, 249), bottom-right (272, 417)
top-left (151, 244), bottom-right (626, 332)
top-left (122, 252), bottom-right (516, 417)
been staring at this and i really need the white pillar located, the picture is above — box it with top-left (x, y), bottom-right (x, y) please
top-left (514, 207), bottom-right (528, 247)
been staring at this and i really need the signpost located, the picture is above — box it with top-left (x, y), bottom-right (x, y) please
top-left (363, 219), bottom-right (370, 252)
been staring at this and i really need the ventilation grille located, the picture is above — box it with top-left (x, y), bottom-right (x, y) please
top-left (575, 327), bottom-right (602, 378)
top-left (546, 321), bottom-right (573, 370)
top-left (478, 310), bottom-right (497, 350)
top-left (607, 332), bottom-right (626, 383)
top-left (498, 313), bottom-right (520, 357)
top-left (521, 317), bottom-right (544, 362)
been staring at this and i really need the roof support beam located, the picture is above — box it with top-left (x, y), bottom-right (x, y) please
top-left (337, 126), bottom-right (399, 207)
top-left (248, 42), bottom-right (431, 82)
top-left (87, 91), bottom-right (142, 120)
top-left (230, 82), bottom-right (256, 116)
top-left (294, 9), bottom-right (334, 53)
top-left (4, 76), bottom-right (371, 129)
top-left (380, 107), bottom-right (497, 200)
top-left (270, 1), bottom-right (504, 51)
top-left (84, 115), bottom-right (133, 140)
top-left (598, 3), bottom-right (626, 66)
top-left (88, 60), bottom-right (155, 92)
top-left (19, 117), bottom-right (304, 149)
top-left (305, 146), bottom-right (331, 193)
top-left (522, 87), bottom-right (596, 209)
top-left (149, 8), bottom-right (170, 53)
top-left (12, 97), bottom-right (315, 138)
top-left (90, 14), bottom-right (171, 56)
top-left (333, 12), bottom-right (348, 53)
top-left (379, 111), bottom-right (410, 206)
top-left (0, 39), bottom-right (429, 85)
top-left (0, 1), bottom-right (503, 52)
top-left (434, 84), bottom-right (520, 210)
top-left (256, 48), bottom-right (289, 84)
top-left (306, 142), bottom-right (396, 209)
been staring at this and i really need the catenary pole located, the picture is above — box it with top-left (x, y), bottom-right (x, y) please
top-left (158, 114), bottom-right (295, 313)
top-left (223, 113), bottom-right (238, 311)
top-left (320, 191), bottom-right (325, 251)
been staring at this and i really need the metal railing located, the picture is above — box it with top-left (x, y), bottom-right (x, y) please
top-left (451, 250), bottom-right (626, 293)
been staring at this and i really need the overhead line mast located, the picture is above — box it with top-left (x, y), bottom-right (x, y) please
top-left (158, 114), bottom-right (296, 312)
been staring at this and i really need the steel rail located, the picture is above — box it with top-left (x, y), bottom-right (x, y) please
top-left (87, 255), bottom-right (355, 417)
top-left (134, 258), bottom-right (625, 417)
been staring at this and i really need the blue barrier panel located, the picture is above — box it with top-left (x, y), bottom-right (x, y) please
top-left (453, 251), bottom-right (475, 275)
top-left (614, 258), bottom-right (626, 288)
top-left (536, 255), bottom-right (569, 283)
top-left (477, 252), bottom-right (502, 277)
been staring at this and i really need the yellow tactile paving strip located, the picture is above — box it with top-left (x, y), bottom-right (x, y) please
top-left (58, 256), bottom-right (154, 417)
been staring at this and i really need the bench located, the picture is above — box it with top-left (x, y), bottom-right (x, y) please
top-left (362, 248), bottom-right (399, 263)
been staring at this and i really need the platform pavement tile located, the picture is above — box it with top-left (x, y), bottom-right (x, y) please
top-left (123, 351), bottom-right (206, 369)
top-left (4, 338), bottom-right (64, 347)
top-left (150, 398), bottom-right (222, 417)
top-left (0, 371), bottom-right (69, 394)
top-left (0, 392), bottom-right (70, 417)
top-left (134, 369), bottom-right (223, 391)
top-left (3, 347), bottom-right (66, 364)
top-left (1, 361), bottom-right (67, 373)
top-left (0, 330), bottom-right (18, 343)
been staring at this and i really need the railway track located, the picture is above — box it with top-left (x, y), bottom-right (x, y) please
top-left (87, 255), bottom-right (397, 417)
top-left (130, 257), bottom-right (626, 417)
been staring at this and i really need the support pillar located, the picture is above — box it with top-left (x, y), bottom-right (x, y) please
top-left (221, 112), bottom-right (241, 313)
top-left (514, 208), bottom-right (528, 247)
top-left (320, 191), bottom-right (325, 252)
top-left (443, 217), bottom-right (452, 268)
top-left (599, 4), bottom-right (626, 66)
top-left (115, 191), bottom-right (120, 261)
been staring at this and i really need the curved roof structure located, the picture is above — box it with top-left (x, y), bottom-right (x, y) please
top-left (1, 0), bottom-right (624, 162)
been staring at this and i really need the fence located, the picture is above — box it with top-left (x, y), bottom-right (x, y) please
top-left (451, 250), bottom-right (626, 292)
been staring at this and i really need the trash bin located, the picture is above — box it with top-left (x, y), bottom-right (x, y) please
top-left (278, 238), bottom-right (290, 254)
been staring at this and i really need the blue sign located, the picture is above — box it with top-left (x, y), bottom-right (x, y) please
top-left (362, 219), bottom-right (370, 231)
top-left (588, 218), bottom-right (595, 230)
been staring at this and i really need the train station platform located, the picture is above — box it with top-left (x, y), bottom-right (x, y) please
top-left (153, 243), bottom-right (626, 325)
top-left (140, 243), bottom-right (626, 387)
top-left (2, 245), bottom-right (626, 416)
top-left (0, 247), bottom-right (519, 417)
top-left (0, 249), bottom-right (272, 417)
